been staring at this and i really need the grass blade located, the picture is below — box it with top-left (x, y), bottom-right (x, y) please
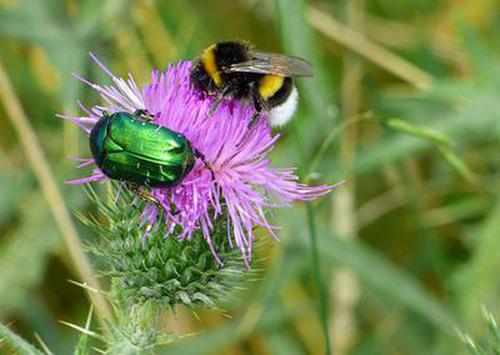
top-left (320, 233), bottom-right (456, 334)
top-left (274, 1), bottom-right (335, 352)
top-left (0, 59), bottom-right (113, 328)
top-left (458, 200), bottom-right (500, 325)
top-left (306, 203), bottom-right (332, 355)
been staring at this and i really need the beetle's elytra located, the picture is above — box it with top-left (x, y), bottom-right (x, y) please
top-left (89, 111), bottom-right (196, 188)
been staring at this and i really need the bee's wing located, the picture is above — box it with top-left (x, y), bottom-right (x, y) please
top-left (223, 52), bottom-right (314, 77)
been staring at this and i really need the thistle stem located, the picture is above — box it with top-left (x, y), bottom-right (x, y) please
top-left (306, 202), bottom-right (332, 355)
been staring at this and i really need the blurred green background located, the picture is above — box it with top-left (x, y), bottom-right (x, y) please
top-left (1, 0), bottom-right (499, 354)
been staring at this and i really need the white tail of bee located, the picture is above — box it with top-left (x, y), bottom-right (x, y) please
top-left (268, 85), bottom-right (298, 127)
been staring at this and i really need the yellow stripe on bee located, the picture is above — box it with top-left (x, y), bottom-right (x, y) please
top-left (258, 75), bottom-right (284, 99)
top-left (201, 44), bottom-right (223, 88)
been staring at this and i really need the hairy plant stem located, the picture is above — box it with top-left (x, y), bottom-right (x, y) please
top-left (306, 203), bottom-right (332, 355)
top-left (330, 2), bottom-right (363, 354)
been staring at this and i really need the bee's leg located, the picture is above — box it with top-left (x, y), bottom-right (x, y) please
top-left (248, 92), bottom-right (265, 128)
top-left (208, 84), bottom-right (232, 117)
top-left (132, 109), bottom-right (154, 121)
top-left (208, 96), bottom-right (222, 117)
top-left (248, 111), bottom-right (262, 129)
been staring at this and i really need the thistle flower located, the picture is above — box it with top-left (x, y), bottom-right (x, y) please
top-left (64, 55), bottom-right (333, 267)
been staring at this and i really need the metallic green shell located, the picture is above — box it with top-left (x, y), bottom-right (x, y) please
top-left (89, 112), bottom-right (196, 187)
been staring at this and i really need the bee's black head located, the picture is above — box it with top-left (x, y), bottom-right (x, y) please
top-left (190, 41), bottom-right (252, 97)
top-left (212, 41), bottom-right (251, 69)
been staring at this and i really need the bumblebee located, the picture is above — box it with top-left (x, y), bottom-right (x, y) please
top-left (190, 41), bottom-right (314, 127)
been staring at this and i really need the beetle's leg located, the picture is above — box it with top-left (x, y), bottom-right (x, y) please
top-left (101, 109), bottom-right (110, 118)
top-left (125, 183), bottom-right (167, 213)
top-left (125, 183), bottom-right (182, 217)
top-left (132, 109), bottom-right (154, 121)
top-left (126, 182), bottom-right (154, 202)
top-left (169, 204), bottom-right (180, 216)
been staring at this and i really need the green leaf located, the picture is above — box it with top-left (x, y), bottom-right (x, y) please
top-left (320, 232), bottom-right (456, 335)
top-left (0, 322), bottom-right (44, 355)
top-left (267, 329), bottom-right (304, 355)
top-left (0, 193), bottom-right (60, 315)
top-left (160, 304), bottom-right (307, 355)
top-left (274, 0), bottom-right (336, 129)
top-left (457, 199), bottom-right (500, 326)
top-left (456, 18), bottom-right (500, 84)
top-left (0, 165), bottom-right (31, 228)
top-left (382, 118), bottom-right (476, 183)
top-left (341, 91), bottom-right (500, 179)
top-left (383, 118), bottom-right (454, 147)
top-left (436, 145), bottom-right (476, 184)
top-left (0, 0), bottom-right (66, 43)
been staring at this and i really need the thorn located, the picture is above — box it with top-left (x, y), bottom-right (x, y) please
top-left (85, 305), bottom-right (94, 330)
top-left (464, 334), bottom-right (477, 349)
top-left (67, 279), bottom-right (101, 294)
top-left (481, 305), bottom-right (497, 327)
top-left (34, 333), bottom-right (54, 355)
top-left (59, 320), bottom-right (104, 341)
top-left (191, 309), bottom-right (200, 321)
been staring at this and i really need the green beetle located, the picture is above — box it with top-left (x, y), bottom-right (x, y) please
top-left (89, 110), bottom-right (205, 189)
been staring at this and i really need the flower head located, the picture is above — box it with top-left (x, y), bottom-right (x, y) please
top-left (63, 54), bottom-right (334, 267)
